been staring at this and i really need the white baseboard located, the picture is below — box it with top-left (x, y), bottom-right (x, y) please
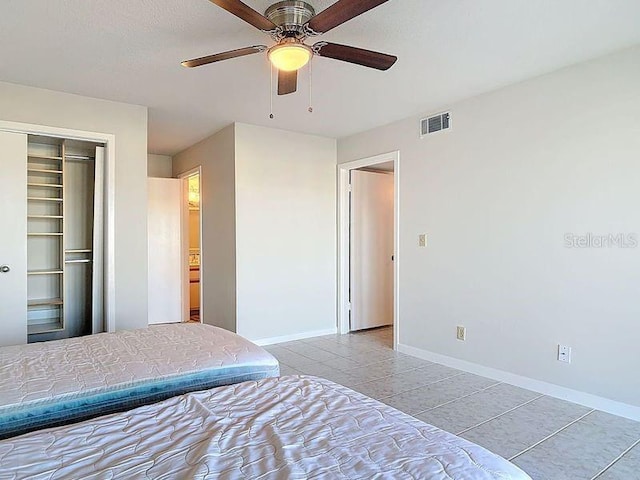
top-left (253, 328), bottom-right (338, 347)
top-left (397, 343), bottom-right (640, 422)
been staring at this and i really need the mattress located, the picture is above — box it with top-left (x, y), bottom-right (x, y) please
top-left (0, 323), bottom-right (279, 439)
top-left (0, 375), bottom-right (531, 480)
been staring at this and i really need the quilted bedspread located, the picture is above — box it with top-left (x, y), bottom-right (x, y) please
top-left (0, 375), bottom-right (531, 479)
top-left (0, 324), bottom-right (279, 438)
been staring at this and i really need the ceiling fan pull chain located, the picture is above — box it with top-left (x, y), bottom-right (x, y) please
top-left (308, 59), bottom-right (313, 113)
top-left (269, 63), bottom-right (274, 119)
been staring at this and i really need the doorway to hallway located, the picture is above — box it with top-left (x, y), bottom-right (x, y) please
top-left (338, 152), bottom-right (400, 348)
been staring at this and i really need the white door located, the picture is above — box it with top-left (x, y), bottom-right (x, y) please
top-left (0, 132), bottom-right (28, 346)
top-left (148, 178), bottom-right (183, 325)
top-left (350, 170), bottom-right (394, 331)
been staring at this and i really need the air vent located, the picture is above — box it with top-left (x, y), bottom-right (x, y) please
top-left (421, 112), bottom-right (451, 137)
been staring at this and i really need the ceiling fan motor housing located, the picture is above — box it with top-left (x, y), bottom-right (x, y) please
top-left (265, 1), bottom-right (316, 37)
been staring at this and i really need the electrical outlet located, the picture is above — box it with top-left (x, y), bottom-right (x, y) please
top-left (456, 326), bottom-right (466, 341)
top-left (419, 234), bottom-right (427, 247)
top-left (558, 344), bottom-right (572, 363)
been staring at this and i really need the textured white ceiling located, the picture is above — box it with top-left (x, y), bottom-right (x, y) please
top-left (1, 0), bottom-right (639, 155)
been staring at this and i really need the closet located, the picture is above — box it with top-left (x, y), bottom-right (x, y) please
top-left (0, 131), bottom-right (105, 346)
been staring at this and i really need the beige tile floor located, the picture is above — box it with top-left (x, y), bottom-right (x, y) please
top-left (265, 327), bottom-right (640, 480)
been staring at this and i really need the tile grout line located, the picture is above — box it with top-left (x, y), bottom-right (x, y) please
top-left (279, 344), bottom-right (400, 367)
top-left (454, 393), bottom-right (545, 436)
top-left (326, 359), bottom-right (431, 380)
top-left (590, 437), bottom-right (640, 480)
top-left (411, 381), bottom-right (505, 417)
top-left (277, 334), bottom-right (422, 371)
top-left (348, 363), bottom-right (451, 388)
top-left (347, 367), bottom-right (456, 389)
top-left (508, 409), bottom-right (596, 461)
top-left (281, 347), bottom-right (418, 373)
top-left (277, 350), bottom-right (427, 378)
top-left (373, 372), bottom-right (467, 399)
top-left (343, 359), bottom-right (423, 372)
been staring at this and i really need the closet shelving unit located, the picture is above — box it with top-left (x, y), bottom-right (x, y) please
top-left (26, 142), bottom-right (66, 335)
top-left (24, 135), bottom-right (102, 342)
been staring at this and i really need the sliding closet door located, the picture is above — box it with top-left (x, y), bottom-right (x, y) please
top-left (0, 132), bottom-right (27, 346)
top-left (92, 146), bottom-right (105, 334)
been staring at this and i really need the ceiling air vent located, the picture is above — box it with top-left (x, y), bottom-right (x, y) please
top-left (421, 112), bottom-right (451, 137)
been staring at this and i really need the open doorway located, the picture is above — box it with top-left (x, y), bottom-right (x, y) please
top-left (179, 168), bottom-right (202, 324)
top-left (338, 152), bottom-right (400, 349)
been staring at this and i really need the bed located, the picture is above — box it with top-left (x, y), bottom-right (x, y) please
top-left (0, 375), bottom-right (531, 479)
top-left (0, 323), bottom-right (279, 439)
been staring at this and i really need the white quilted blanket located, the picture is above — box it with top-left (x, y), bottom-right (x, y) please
top-left (0, 376), bottom-right (531, 479)
top-left (0, 323), bottom-right (278, 411)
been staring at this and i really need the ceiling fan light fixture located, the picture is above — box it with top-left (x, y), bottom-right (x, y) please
top-left (268, 43), bottom-right (312, 72)
top-left (184, 0), bottom-right (397, 97)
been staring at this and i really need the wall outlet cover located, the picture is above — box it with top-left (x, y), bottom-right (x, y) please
top-left (558, 344), bottom-right (572, 363)
top-left (456, 326), bottom-right (466, 341)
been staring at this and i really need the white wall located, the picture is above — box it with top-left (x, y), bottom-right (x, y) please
top-left (234, 123), bottom-right (337, 342)
top-left (147, 154), bottom-right (173, 177)
top-left (0, 81), bottom-right (148, 331)
top-left (338, 46), bottom-right (640, 410)
top-left (173, 125), bottom-right (237, 332)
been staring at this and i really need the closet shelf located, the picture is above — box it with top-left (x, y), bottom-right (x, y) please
top-left (28, 168), bottom-right (63, 174)
top-left (28, 154), bottom-right (63, 161)
top-left (65, 249), bottom-right (91, 253)
top-left (28, 215), bottom-right (64, 219)
top-left (27, 233), bottom-right (63, 237)
top-left (27, 269), bottom-right (63, 276)
top-left (28, 298), bottom-right (63, 307)
top-left (28, 322), bottom-right (64, 335)
top-left (27, 197), bottom-right (63, 202)
top-left (28, 183), bottom-right (63, 188)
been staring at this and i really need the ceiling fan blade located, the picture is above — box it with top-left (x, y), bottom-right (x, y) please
top-left (306, 0), bottom-right (389, 34)
top-left (313, 42), bottom-right (397, 70)
top-left (208, 0), bottom-right (277, 32)
top-left (278, 70), bottom-right (298, 95)
top-left (182, 45), bottom-right (266, 68)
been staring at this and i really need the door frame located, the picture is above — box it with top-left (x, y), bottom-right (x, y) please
top-left (337, 151), bottom-right (400, 349)
top-left (0, 120), bottom-right (116, 333)
top-left (177, 166), bottom-right (203, 324)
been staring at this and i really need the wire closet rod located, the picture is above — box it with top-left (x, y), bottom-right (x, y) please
top-left (65, 154), bottom-right (95, 160)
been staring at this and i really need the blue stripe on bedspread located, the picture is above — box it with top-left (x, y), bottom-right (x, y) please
top-left (0, 364), bottom-right (280, 439)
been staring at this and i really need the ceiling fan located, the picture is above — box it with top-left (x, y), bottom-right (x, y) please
top-left (182, 0), bottom-right (397, 96)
